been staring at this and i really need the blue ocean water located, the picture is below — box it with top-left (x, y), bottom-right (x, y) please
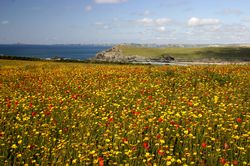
top-left (0, 44), bottom-right (112, 60)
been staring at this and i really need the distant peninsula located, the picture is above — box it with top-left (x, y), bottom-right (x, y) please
top-left (92, 44), bottom-right (250, 64)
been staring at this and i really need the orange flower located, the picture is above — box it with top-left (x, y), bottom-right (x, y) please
top-left (158, 117), bottom-right (163, 122)
top-left (187, 101), bottom-right (193, 107)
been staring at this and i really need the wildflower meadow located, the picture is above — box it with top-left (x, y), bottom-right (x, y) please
top-left (0, 61), bottom-right (249, 165)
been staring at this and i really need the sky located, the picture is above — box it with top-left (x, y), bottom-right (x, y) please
top-left (1, 0), bottom-right (250, 44)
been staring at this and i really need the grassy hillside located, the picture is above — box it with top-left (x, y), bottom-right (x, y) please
top-left (119, 45), bottom-right (250, 61)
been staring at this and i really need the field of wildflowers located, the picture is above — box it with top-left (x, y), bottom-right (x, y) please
top-left (0, 61), bottom-right (249, 165)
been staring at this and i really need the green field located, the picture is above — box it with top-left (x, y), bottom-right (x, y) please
top-left (119, 45), bottom-right (250, 62)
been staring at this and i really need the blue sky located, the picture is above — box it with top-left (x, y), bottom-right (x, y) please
top-left (0, 0), bottom-right (250, 44)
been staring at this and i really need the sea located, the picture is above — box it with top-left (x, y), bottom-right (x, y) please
top-left (0, 44), bottom-right (112, 60)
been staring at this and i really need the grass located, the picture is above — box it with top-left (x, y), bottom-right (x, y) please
top-left (119, 45), bottom-right (250, 61)
top-left (0, 60), bottom-right (250, 165)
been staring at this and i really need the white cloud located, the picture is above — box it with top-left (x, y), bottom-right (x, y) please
top-left (137, 18), bottom-right (154, 25)
top-left (188, 17), bottom-right (220, 26)
top-left (85, 5), bottom-right (92, 12)
top-left (94, 0), bottom-right (127, 4)
top-left (157, 26), bottom-right (166, 32)
top-left (155, 18), bottom-right (171, 25)
top-left (137, 18), bottom-right (171, 26)
top-left (1, 20), bottom-right (9, 25)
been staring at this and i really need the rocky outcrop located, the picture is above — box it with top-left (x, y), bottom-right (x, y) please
top-left (92, 45), bottom-right (175, 64)
top-left (95, 46), bottom-right (123, 61)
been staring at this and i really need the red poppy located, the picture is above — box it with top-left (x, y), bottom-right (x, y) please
top-left (132, 110), bottom-right (140, 115)
top-left (108, 117), bottom-right (114, 123)
top-left (201, 143), bottom-right (207, 148)
top-left (170, 121), bottom-right (176, 125)
top-left (31, 112), bottom-right (36, 117)
top-left (219, 158), bottom-right (227, 165)
top-left (236, 118), bottom-right (242, 123)
top-left (29, 103), bottom-right (33, 108)
top-left (44, 110), bottom-right (51, 116)
top-left (232, 160), bottom-right (238, 165)
top-left (156, 134), bottom-right (161, 139)
top-left (157, 149), bottom-right (164, 156)
top-left (15, 101), bottom-right (19, 106)
top-left (98, 157), bottom-right (104, 166)
top-left (143, 142), bottom-right (150, 150)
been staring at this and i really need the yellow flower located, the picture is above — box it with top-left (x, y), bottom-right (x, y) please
top-left (90, 150), bottom-right (96, 155)
top-left (166, 161), bottom-right (172, 165)
top-left (214, 96), bottom-right (219, 103)
top-left (105, 139), bottom-right (111, 143)
top-left (145, 152), bottom-right (150, 158)
top-left (177, 159), bottom-right (182, 164)
top-left (11, 144), bottom-right (17, 149)
top-left (160, 139), bottom-right (165, 144)
top-left (72, 159), bottom-right (77, 164)
top-left (167, 156), bottom-right (172, 160)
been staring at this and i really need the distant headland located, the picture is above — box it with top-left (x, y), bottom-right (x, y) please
top-left (92, 44), bottom-right (250, 64)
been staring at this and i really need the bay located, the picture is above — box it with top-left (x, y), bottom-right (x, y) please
top-left (0, 44), bottom-right (112, 60)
